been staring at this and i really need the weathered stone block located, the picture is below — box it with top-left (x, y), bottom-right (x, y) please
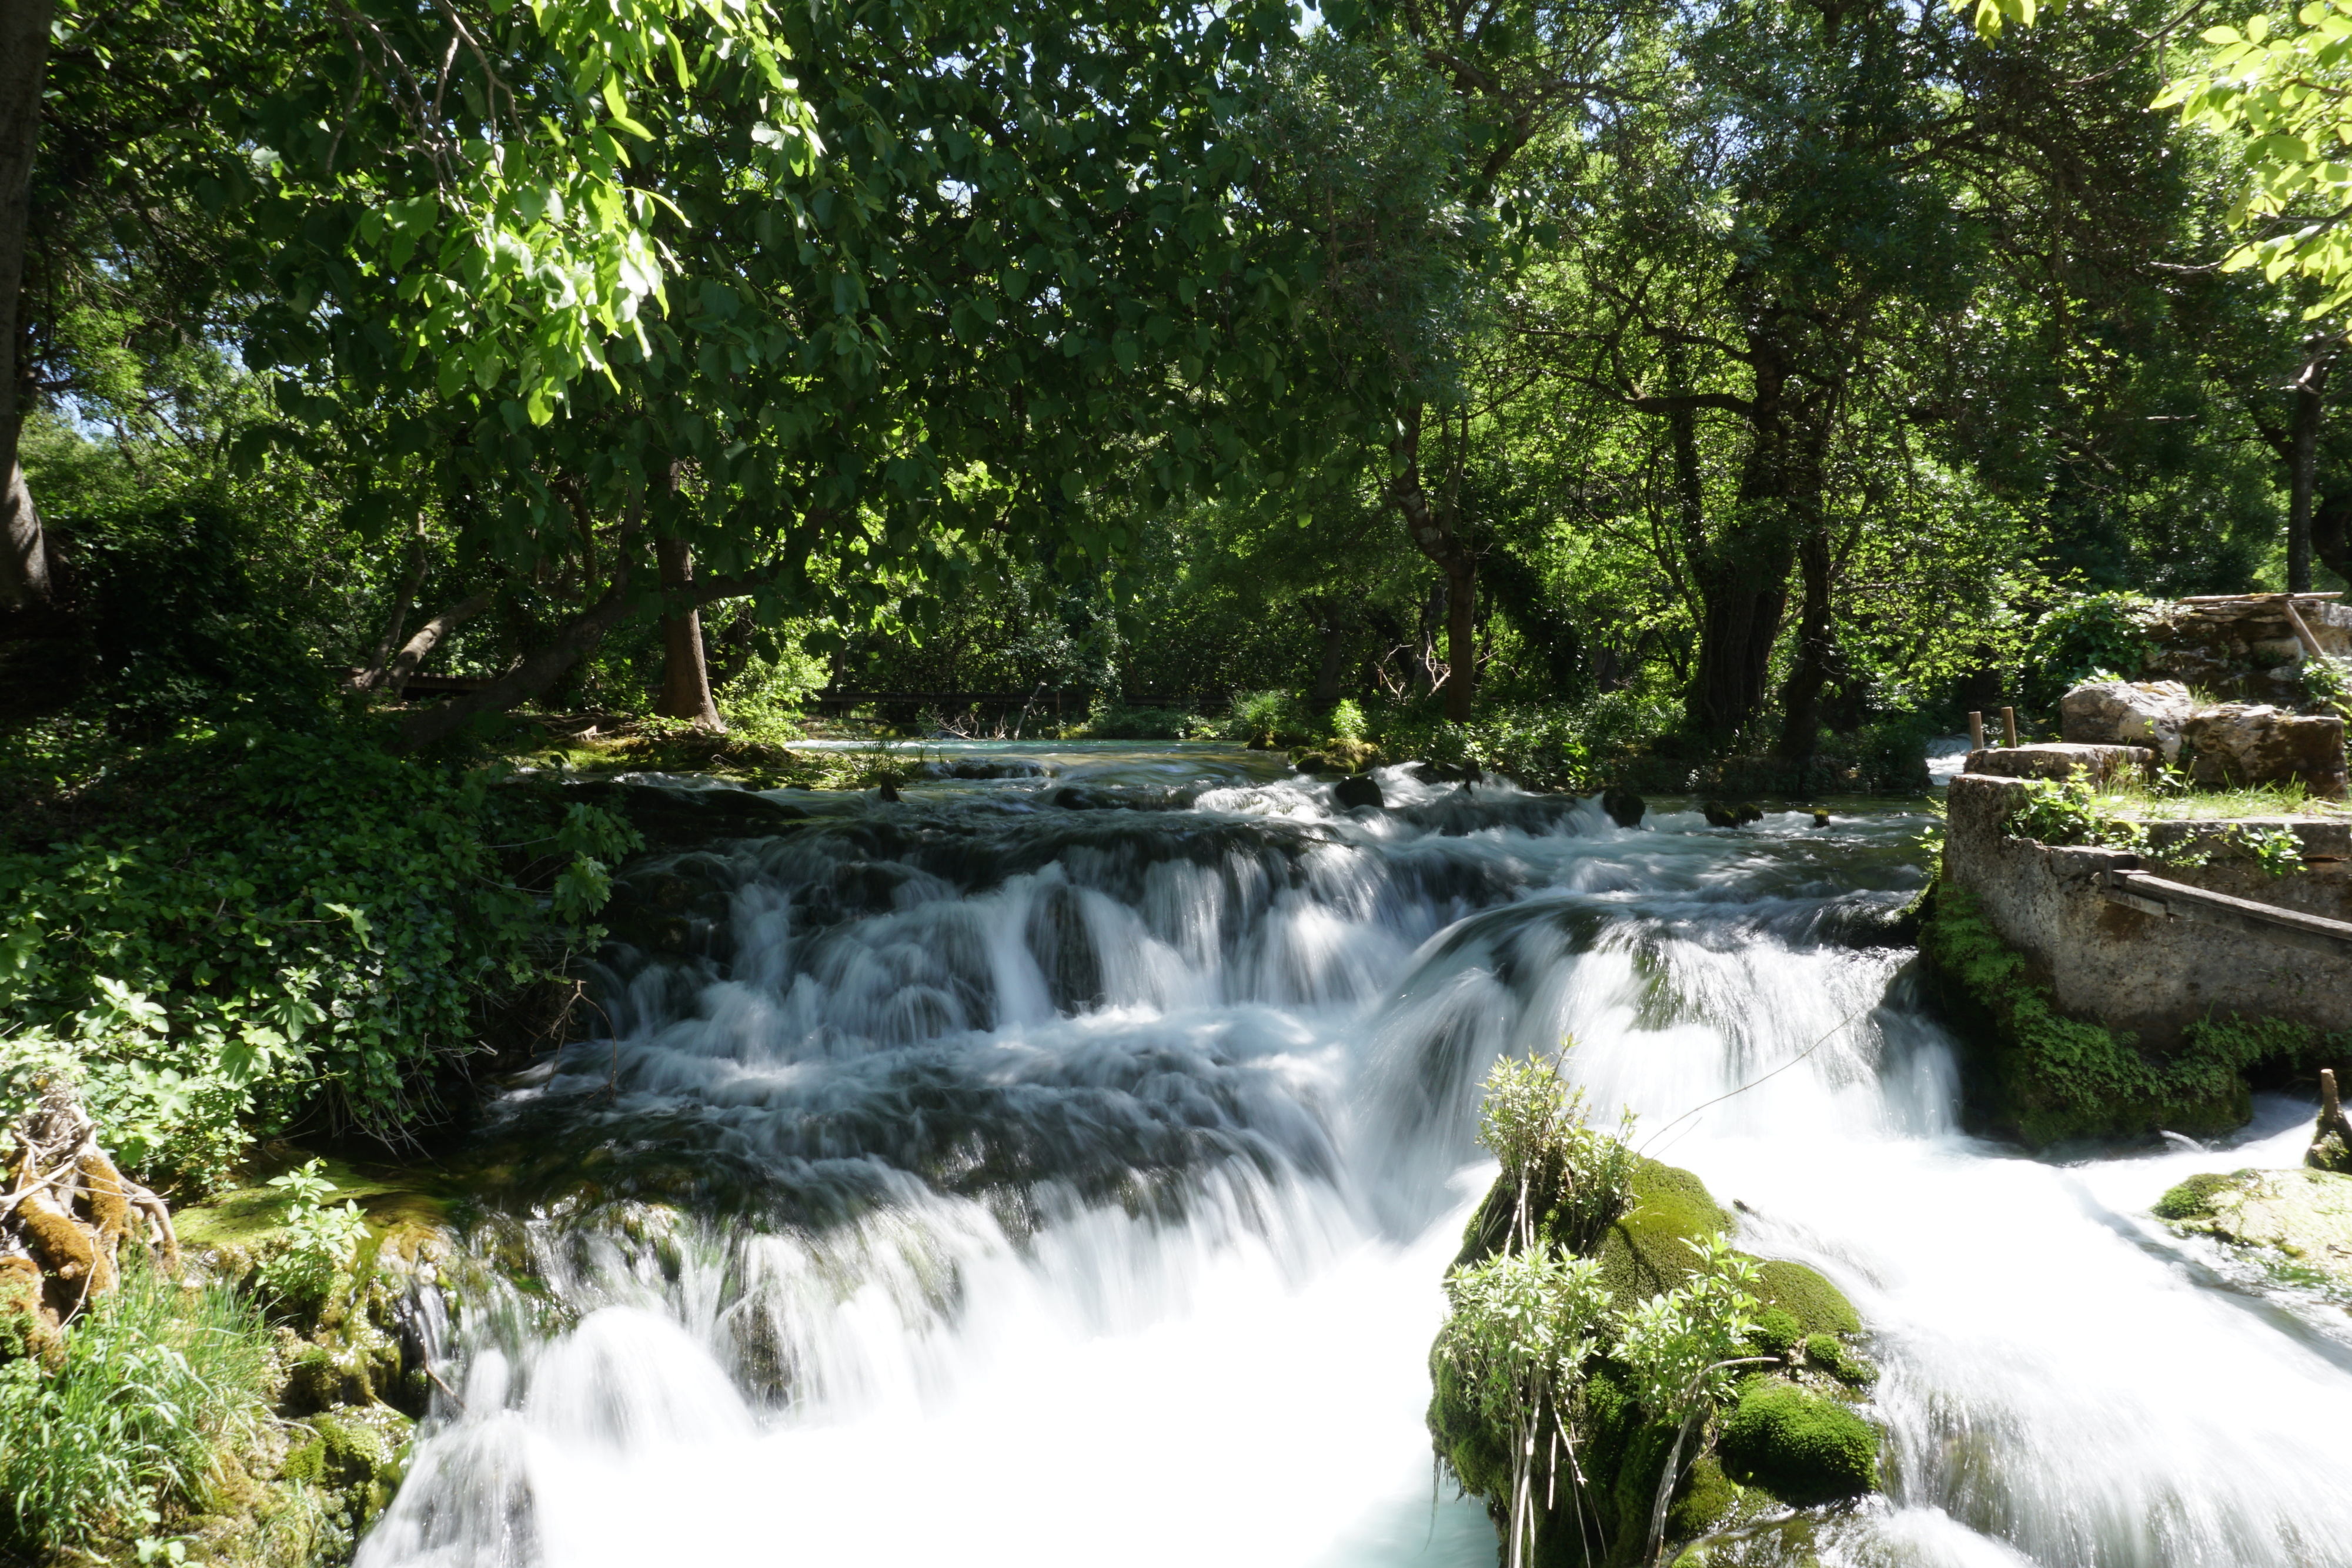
top-left (2060, 679), bottom-right (2196, 763)
top-left (1963, 744), bottom-right (2153, 784)
top-left (2180, 705), bottom-right (2348, 797)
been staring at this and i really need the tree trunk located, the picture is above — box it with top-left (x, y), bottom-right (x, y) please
top-left (1388, 404), bottom-right (1478, 723)
top-left (2291, 350), bottom-right (2327, 595)
top-left (1309, 609), bottom-right (1349, 710)
top-left (1775, 522), bottom-right (1834, 760)
top-left (0, 0), bottom-right (56, 612)
top-left (1685, 349), bottom-right (1805, 741)
top-left (395, 587), bottom-right (639, 750)
top-left (654, 536), bottom-right (724, 730)
top-left (1685, 539), bottom-right (1788, 738)
top-left (350, 535), bottom-right (430, 692)
top-left (2317, 489), bottom-right (2352, 586)
top-left (384, 588), bottom-right (494, 698)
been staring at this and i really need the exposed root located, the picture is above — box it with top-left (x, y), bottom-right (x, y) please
top-left (1, 1079), bottom-right (179, 1356)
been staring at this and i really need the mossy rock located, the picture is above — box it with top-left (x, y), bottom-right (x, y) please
top-left (1595, 1159), bottom-right (1732, 1310)
top-left (1746, 1308), bottom-right (1803, 1362)
top-left (2157, 1166), bottom-right (2352, 1293)
top-left (1802, 1333), bottom-right (1876, 1387)
top-left (2154, 1170), bottom-right (2246, 1221)
top-left (1751, 1259), bottom-right (1860, 1337)
top-left (1438, 1155), bottom-right (1882, 1564)
top-left (278, 1405), bottom-right (413, 1533)
top-left (1716, 1377), bottom-right (1880, 1507)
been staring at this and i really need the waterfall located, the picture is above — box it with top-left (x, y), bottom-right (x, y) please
top-left (358, 744), bottom-right (2352, 1568)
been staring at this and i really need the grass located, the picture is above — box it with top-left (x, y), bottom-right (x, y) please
top-left (2085, 774), bottom-right (2350, 821)
top-left (0, 1256), bottom-right (272, 1556)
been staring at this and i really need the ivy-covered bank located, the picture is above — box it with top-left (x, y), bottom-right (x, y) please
top-left (1921, 774), bottom-right (2352, 1148)
top-left (1428, 1055), bottom-right (1880, 1567)
top-left (0, 724), bottom-right (638, 1196)
top-left (1915, 879), bottom-right (2351, 1148)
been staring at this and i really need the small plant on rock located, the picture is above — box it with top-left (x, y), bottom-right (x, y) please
top-left (1475, 1044), bottom-right (1638, 1255)
top-left (1615, 1235), bottom-right (1767, 1563)
top-left (2006, 777), bottom-right (2150, 852)
top-left (2228, 823), bottom-right (2306, 878)
top-left (256, 1162), bottom-right (369, 1309)
top-left (1436, 1248), bottom-right (1614, 1568)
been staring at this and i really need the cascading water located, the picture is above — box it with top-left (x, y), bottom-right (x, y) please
top-left (359, 743), bottom-right (2352, 1568)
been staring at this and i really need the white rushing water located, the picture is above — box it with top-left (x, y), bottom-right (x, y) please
top-left (360, 745), bottom-right (2352, 1568)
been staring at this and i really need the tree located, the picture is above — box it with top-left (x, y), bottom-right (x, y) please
top-left (1, 0), bottom-right (56, 610)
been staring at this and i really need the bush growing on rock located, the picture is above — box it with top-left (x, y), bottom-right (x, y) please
top-left (1428, 1049), bottom-right (1883, 1566)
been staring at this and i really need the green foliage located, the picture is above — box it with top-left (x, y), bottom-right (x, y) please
top-left (715, 638), bottom-right (830, 736)
top-left (0, 1258), bottom-right (270, 1557)
top-left (1329, 698), bottom-right (1369, 743)
top-left (2154, 4), bottom-right (2352, 319)
top-left (1223, 690), bottom-right (1314, 748)
top-left (1474, 1045), bottom-right (1641, 1256)
top-left (2018, 593), bottom-right (2158, 711)
top-left (1078, 698), bottom-right (1197, 741)
top-left (2299, 656), bottom-right (2352, 720)
top-left (1378, 692), bottom-right (1685, 793)
top-left (2231, 822), bottom-right (2309, 877)
top-left (1436, 1249), bottom-right (1615, 1562)
top-left (1612, 1235), bottom-right (1763, 1418)
top-left (0, 728), bottom-right (638, 1188)
top-left (2004, 778), bottom-right (2153, 852)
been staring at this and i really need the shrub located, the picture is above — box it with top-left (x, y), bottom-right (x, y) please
top-left (1220, 689), bottom-right (1311, 746)
top-left (1080, 697), bottom-right (1192, 740)
top-left (0, 1256), bottom-right (270, 1557)
top-left (253, 1161), bottom-right (370, 1310)
top-left (0, 726), bottom-right (637, 1190)
top-left (2019, 592), bottom-right (2157, 711)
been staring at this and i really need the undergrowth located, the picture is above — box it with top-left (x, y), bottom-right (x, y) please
top-left (0, 723), bottom-right (637, 1192)
top-left (0, 1256), bottom-right (271, 1559)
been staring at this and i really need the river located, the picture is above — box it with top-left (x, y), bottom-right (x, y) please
top-left (357, 743), bottom-right (2352, 1568)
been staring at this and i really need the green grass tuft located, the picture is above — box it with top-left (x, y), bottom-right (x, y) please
top-left (0, 1258), bottom-right (271, 1555)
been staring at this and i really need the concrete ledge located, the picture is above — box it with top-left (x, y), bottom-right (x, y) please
top-left (1943, 774), bottom-right (2352, 1045)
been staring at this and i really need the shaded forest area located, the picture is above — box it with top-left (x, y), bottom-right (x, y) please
top-left (4, 0), bottom-right (2352, 1178)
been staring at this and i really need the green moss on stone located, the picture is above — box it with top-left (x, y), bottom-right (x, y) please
top-left (1747, 1309), bottom-right (1803, 1361)
top-left (1435, 1156), bottom-right (1883, 1565)
top-left (2154, 1171), bottom-right (2247, 1221)
top-left (1802, 1333), bottom-right (1876, 1386)
top-left (1751, 1260), bottom-right (1859, 1336)
top-left (1716, 1378), bottom-right (1880, 1507)
top-left (1596, 1159), bottom-right (1733, 1310)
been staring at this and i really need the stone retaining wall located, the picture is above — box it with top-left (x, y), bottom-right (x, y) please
top-left (1943, 773), bottom-right (2352, 1047)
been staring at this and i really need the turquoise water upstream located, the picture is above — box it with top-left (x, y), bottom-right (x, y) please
top-left (359, 743), bottom-right (2352, 1568)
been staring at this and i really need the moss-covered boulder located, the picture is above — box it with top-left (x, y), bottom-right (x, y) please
top-left (1716, 1378), bottom-right (1880, 1506)
top-left (1431, 1155), bottom-right (1880, 1567)
top-left (2155, 1166), bottom-right (2352, 1293)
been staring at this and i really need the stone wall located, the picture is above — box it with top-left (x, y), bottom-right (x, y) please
top-left (1942, 773), bottom-right (2352, 1048)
